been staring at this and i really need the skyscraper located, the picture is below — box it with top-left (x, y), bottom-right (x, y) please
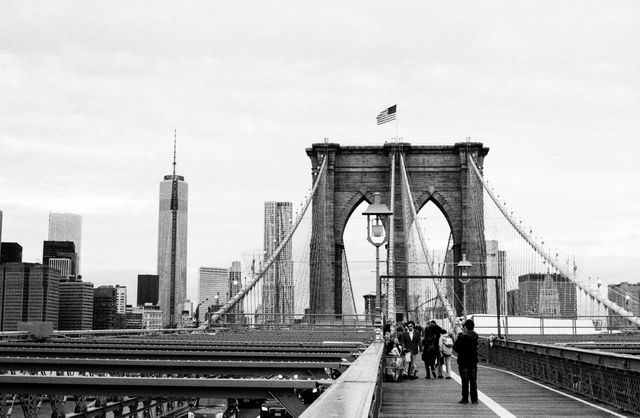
top-left (43, 241), bottom-right (78, 278)
top-left (48, 258), bottom-right (72, 279)
top-left (137, 274), bottom-right (159, 306)
top-left (48, 213), bottom-right (82, 274)
top-left (198, 267), bottom-right (229, 324)
top-left (1, 243), bottom-right (22, 263)
top-left (0, 263), bottom-right (60, 331)
top-left (93, 286), bottom-right (120, 330)
top-left (58, 277), bottom-right (94, 330)
top-left (262, 201), bottom-right (293, 324)
top-left (485, 240), bottom-right (507, 314)
top-left (115, 285), bottom-right (127, 314)
top-left (517, 273), bottom-right (577, 318)
top-left (157, 136), bottom-right (188, 327)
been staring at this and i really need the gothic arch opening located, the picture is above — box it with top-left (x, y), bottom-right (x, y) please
top-left (406, 199), bottom-right (453, 322)
top-left (341, 199), bottom-right (388, 316)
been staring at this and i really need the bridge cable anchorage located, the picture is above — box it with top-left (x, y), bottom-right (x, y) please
top-left (399, 154), bottom-right (461, 333)
top-left (467, 155), bottom-right (640, 328)
top-left (209, 155), bottom-right (329, 325)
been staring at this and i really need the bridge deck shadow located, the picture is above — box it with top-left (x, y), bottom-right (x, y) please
top-left (379, 360), bottom-right (629, 417)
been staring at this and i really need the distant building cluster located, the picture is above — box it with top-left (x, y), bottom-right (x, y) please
top-left (0, 141), bottom-right (291, 333)
top-left (507, 273), bottom-right (578, 318)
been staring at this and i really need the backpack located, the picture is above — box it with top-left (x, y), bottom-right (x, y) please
top-left (441, 336), bottom-right (453, 356)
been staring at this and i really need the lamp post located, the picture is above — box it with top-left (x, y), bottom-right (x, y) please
top-left (457, 253), bottom-right (473, 320)
top-left (363, 192), bottom-right (392, 338)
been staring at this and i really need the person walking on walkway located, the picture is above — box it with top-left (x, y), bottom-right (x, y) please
top-left (399, 321), bottom-right (421, 379)
top-left (453, 319), bottom-right (479, 404)
top-left (439, 331), bottom-right (454, 379)
top-left (421, 327), bottom-right (438, 378)
top-left (427, 319), bottom-right (447, 378)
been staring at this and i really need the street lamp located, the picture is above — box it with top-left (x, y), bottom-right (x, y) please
top-left (457, 253), bottom-right (473, 320)
top-left (363, 192), bottom-right (393, 338)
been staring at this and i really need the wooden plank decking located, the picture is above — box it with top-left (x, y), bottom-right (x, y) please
top-left (379, 361), bottom-right (631, 417)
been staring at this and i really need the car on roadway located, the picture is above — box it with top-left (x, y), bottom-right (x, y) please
top-left (260, 399), bottom-right (292, 418)
top-left (184, 397), bottom-right (238, 418)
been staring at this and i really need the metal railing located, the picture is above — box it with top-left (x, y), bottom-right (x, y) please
top-left (488, 338), bottom-right (640, 415)
top-left (459, 314), bottom-right (640, 337)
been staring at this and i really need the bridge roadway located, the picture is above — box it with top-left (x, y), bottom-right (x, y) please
top-left (1, 329), bottom-right (639, 417)
top-left (379, 361), bottom-right (629, 417)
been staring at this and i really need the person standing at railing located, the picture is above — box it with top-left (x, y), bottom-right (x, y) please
top-left (453, 319), bottom-right (479, 404)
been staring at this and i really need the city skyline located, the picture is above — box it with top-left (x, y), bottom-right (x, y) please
top-left (1, 2), bottom-right (639, 309)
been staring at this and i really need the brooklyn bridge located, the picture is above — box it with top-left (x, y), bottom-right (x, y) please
top-left (1, 142), bottom-right (638, 417)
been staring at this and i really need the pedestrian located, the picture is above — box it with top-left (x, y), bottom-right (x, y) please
top-left (439, 332), bottom-right (454, 379)
top-left (389, 338), bottom-right (403, 369)
top-left (398, 320), bottom-right (421, 379)
top-left (383, 330), bottom-right (394, 355)
top-left (427, 319), bottom-right (447, 378)
top-left (453, 319), bottom-right (479, 404)
top-left (421, 327), bottom-right (438, 378)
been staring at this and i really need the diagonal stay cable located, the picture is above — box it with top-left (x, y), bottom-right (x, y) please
top-left (210, 155), bottom-right (328, 324)
top-left (399, 154), bottom-right (461, 332)
top-left (467, 155), bottom-right (640, 328)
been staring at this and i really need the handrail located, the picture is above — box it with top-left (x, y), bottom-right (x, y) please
top-left (300, 342), bottom-right (384, 418)
top-left (490, 338), bottom-right (640, 414)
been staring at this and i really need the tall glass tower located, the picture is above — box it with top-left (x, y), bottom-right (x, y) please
top-left (48, 213), bottom-right (82, 275)
top-left (157, 134), bottom-right (188, 327)
top-left (262, 201), bottom-right (293, 324)
top-left (198, 267), bottom-right (229, 324)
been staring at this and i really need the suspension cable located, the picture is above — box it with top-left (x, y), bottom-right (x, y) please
top-left (399, 154), bottom-right (461, 332)
top-left (209, 154), bottom-right (328, 324)
top-left (387, 151), bottom-right (396, 322)
top-left (467, 155), bottom-right (640, 328)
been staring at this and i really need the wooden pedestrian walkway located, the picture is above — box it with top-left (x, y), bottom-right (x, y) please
top-left (379, 361), bottom-right (631, 417)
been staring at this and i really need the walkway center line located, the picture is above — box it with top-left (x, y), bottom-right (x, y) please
top-left (450, 370), bottom-right (516, 418)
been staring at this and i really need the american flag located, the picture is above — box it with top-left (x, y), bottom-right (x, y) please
top-left (376, 105), bottom-right (397, 125)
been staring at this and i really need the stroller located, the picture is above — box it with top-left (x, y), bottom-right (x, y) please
top-left (384, 354), bottom-right (405, 381)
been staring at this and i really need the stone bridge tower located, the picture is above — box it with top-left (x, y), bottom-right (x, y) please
top-left (307, 142), bottom-right (489, 321)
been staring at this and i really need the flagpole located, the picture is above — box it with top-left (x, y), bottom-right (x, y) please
top-left (395, 111), bottom-right (398, 141)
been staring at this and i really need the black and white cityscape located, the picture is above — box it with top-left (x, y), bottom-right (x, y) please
top-left (1, 2), bottom-right (639, 417)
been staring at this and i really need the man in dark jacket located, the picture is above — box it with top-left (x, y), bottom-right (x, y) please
top-left (453, 319), bottom-right (479, 404)
top-left (427, 320), bottom-right (447, 378)
top-left (398, 321), bottom-right (421, 378)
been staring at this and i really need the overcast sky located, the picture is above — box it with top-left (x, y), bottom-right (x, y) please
top-left (1, 1), bottom-right (639, 309)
